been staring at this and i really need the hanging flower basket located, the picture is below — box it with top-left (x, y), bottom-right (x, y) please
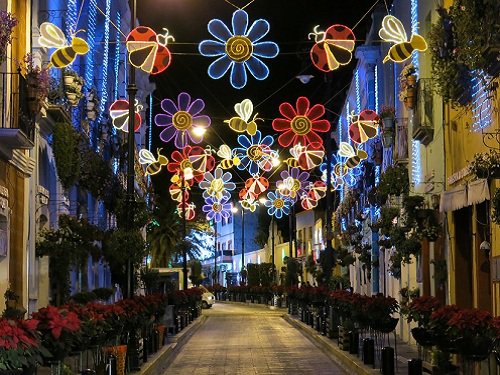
top-left (455, 335), bottom-right (495, 362)
top-left (411, 326), bottom-right (436, 347)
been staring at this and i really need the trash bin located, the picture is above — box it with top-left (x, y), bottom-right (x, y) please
top-left (408, 359), bottom-right (423, 375)
top-left (381, 346), bottom-right (394, 375)
top-left (363, 338), bottom-right (375, 365)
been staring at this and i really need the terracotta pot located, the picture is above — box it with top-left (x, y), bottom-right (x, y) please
top-left (63, 75), bottom-right (74, 85)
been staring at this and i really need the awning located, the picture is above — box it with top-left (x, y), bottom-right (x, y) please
top-left (440, 185), bottom-right (467, 213)
top-left (467, 179), bottom-right (490, 206)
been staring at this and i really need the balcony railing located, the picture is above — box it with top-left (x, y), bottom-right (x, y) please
top-left (0, 71), bottom-right (34, 153)
top-left (394, 117), bottom-right (409, 164)
top-left (413, 78), bottom-right (434, 146)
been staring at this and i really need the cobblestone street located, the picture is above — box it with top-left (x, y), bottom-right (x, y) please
top-left (157, 302), bottom-right (347, 375)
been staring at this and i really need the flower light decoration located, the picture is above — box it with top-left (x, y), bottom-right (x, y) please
top-left (198, 9), bottom-right (279, 89)
top-left (299, 181), bottom-right (327, 211)
top-left (378, 15), bottom-right (427, 64)
top-left (264, 191), bottom-right (292, 219)
top-left (126, 26), bottom-right (174, 75)
top-left (138, 148), bottom-right (168, 176)
top-left (272, 96), bottom-right (330, 147)
top-left (155, 92), bottom-right (211, 149)
top-left (224, 99), bottom-right (260, 135)
top-left (110, 99), bottom-right (142, 133)
top-left (38, 22), bottom-right (89, 69)
top-left (285, 142), bottom-right (325, 170)
top-left (199, 167), bottom-right (236, 200)
top-left (202, 196), bottom-right (232, 222)
top-left (234, 130), bottom-right (277, 175)
top-left (348, 109), bottom-right (380, 144)
top-left (308, 24), bottom-right (355, 72)
top-left (276, 167), bottom-right (310, 201)
top-left (167, 145), bottom-right (215, 183)
top-left (320, 157), bottom-right (359, 190)
top-left (176, 201), bottom-right (196, 221)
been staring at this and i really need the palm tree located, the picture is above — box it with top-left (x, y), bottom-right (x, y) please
top-left (147, 196), bottom-right (212, 267)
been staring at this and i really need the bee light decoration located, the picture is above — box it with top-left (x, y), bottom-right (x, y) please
top-left (378, 15), bottom-right (427, 63)
top-left (38, 22), bottom-right (89, 68)
top-left (138, 148), bottom-right (168, 176)
top-left (224, 99), bottom-right (261, 135)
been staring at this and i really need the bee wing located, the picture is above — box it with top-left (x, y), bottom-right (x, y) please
top-left (338, 142), bottom-right (355, 158)
top-left (217, 145), bottom-right (232, 159)
top-left (39, 22), bottom-right (68, 48)
top-left (234, 99), bottom-right (253, 122)
top-left (379, 15), bottom-right (408, 44)
top-left (139, 149), bottom-right (157, 164)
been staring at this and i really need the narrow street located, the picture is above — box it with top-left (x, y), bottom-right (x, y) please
top-left (157, 302), bottom-right (347, 375)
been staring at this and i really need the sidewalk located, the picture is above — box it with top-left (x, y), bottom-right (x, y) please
top-left (284, 313), bottom-right (420, 375)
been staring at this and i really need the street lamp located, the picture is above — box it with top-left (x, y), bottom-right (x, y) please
top-left (231, 204), bottom-right (246, 282)
top-left (213, 220), bottom-right (218, 286)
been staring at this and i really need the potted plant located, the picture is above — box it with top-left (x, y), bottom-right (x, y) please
top-left (399, 64), bottom-right (417, 110)
top-left (18, 53), bottom-right (50, 114)
top-left (0, 10), bottom-right (17, 64)
top-left (469, 150), bottom-right (500, 179)
top-left (379, 105), bottom-right (396, 130)
top-left (492, 188), bottom-right (500, 225)
top-left (0, 317), bottom-right (46, 374)
top-left (404, 296), bottom-right (442, 347)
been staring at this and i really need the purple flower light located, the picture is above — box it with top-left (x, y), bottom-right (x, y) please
top-left (155, 92), bottom-right (211, 149)
top-left (276, 167), bottom-right (310, 202)
top-left (202, 196), bottom-right (232, 223)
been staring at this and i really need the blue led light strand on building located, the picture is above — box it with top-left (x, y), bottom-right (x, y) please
top-left (410, 0), bottom-right (419, 68)
top-left (84, 0), bottom-right (97, 88)
top-left (375, 65), bottom-right (379, 113)
top-left (149, 95), bottom-right (153, 151)
top-left (471, 71), bottom-right (492, 131)
top-left (355, 70), bottom-right (361, 113)
top-left (66, 0), bottom-right (78, 37)
top-left (114, 11), bottom-right (121, 101)
top-left (97, 0), bottom-right (111, 124)
top-left (410, 0), bottom-right (422, 186)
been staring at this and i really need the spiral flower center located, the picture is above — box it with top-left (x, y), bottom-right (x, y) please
top-left (226, 36), bottom-right (253, 62)
top-left (290, 116), bottom-right (312, 135)
top-left (212, 203), bottom-right (222, 213)
top-left (273, 198), bottom-right (285, 209)
top-left (180, 160), bottom-right (193, 171)
top-left (247, 145), bottom-right (263, 161)
top-left (290, 178), bottom-right (301, 192)
top-left (172, 111), bottom-right (193, 131)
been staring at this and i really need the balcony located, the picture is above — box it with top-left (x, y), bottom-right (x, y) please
top-left (215, 249), bottom-right (234, 263)
top-left (0, 71), bottom-right (34, 158)
top-left (412, 78), bottom-right (434, 146)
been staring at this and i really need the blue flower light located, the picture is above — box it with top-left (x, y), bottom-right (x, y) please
top-left (264, 191), bottom-right (292, 219)
top-left (202, 196), bottom-right (232, 223)
top-left (234, 130), bottom-right (276, 175)
top-left (198, 9), bottom-right (279, 89)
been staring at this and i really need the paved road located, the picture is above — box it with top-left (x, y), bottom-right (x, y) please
top-left (160, 302), bottom-right (347, 375)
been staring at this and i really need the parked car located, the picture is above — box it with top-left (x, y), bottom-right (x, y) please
top-left (199, 285), bottom-right (215, 309)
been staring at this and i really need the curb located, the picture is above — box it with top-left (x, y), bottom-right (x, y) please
top-left (283, 314), bottom-right (378, 375)
top-left (138, 314), bottom-right (207, 375)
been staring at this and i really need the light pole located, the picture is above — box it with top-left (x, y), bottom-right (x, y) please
top-left (213, 221), bottom-right (218, 286)
top-left (126, 0), bottom-right (137, 299)
top-left (259, 197), bottom-right (275, 280)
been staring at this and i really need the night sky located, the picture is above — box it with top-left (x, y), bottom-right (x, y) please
top-left (137, 0), bottom-right (379, 194)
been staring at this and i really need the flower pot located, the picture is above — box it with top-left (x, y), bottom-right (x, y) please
top-left (456, 336), bottom-right (494, 362)
top-left (381, 117), bottom-right (395, 130)
top-left (63, 75), bottom-right (74, 85)
top-left (375, 317), bottom-right (399, 333)
top-left (404, 88), bottom-right (416, 110)
top-left (103, 345), bottom-right (127, 375)
top-left (411, 327), bottom-right (436, 347)
top-left (406, 75), bottom-right (417, 87)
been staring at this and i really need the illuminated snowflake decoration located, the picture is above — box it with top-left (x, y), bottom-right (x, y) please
top-left (155, 92), bottom-right (211, 149)
top-left (203, 196), bottom-right (232, 223)
top-left (199, 167), bottom-right (236, 200)
top-left (198, 9), bottom-right (279, 89)
top-left (264, 190), bottom-right (292, 219)
top-left (234, 130), bottom-right (277, 175)
top-left (276, 167), bottom-right (310, 201)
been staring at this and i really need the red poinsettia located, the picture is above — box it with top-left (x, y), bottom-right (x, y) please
top-left (272, 96), bottom-right (330, 147)
top-left (0, 318), bottom-right (43, 371)
top-left (33, 305), bottom-right (80, 340)
top-left (405, 296), bottom-right (442, 326)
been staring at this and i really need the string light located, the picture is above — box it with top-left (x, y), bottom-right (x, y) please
top-left (84, 0), bottom-right (97, 88)
top-left (410, 0), bottom-right (419, 68)
top-left (471, 71), bottom-right (492, 131)
top-left (410, 0), bottom-right (422, 186)
top-left (148, 95), bottom-right (153, 151)
top-left (114, 11), bottom-right (121, 101)
top-left (355, 69), bottom-right (361, 113)
top-left (97, 0), bottom-right (111, 124)
top-left (375, 65), bottom-right (379, 113)
top-left (66, 0), bottom-right (77, 37)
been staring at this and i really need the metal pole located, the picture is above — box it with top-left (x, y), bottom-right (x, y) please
top-left (214, 222), bottom-right (217, 286)
top-left (126, 0), bottom-right (137, 299)
top-left (241, 208), bottom-right (245, 270)
top-left (182, 173), bottom-right (187, 290)
top-left (271, 216), bottom-right (275, 281)
top-left (288, 211), bottom-right (293, 258)
top-left (293, 205), bottom-right (297, 258)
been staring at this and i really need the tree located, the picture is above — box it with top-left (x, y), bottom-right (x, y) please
top-left (188, 260), bottom-right (203, 286)
top-left (147, 196), bottom-right (212, 267)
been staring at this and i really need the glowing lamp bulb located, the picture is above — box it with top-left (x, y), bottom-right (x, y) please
top-left (183, 167), bottom-right (194, 181)
top-left (192, 127), bottom-right (207, 137)
top-left (272, 158), bottom-right (281, 167)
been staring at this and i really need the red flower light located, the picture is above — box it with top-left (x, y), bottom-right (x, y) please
top-left (167, 145), bottom-right (215, 183)
top-left (272, 96), bottom-right (330, 147)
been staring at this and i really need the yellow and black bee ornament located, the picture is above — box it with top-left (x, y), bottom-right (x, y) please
top-left (38, 22), bottom-right (89, 69)
top-left (224, 99), bottom-right (261, 135)
top-left (378, 15), bottom-right (427, 63)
